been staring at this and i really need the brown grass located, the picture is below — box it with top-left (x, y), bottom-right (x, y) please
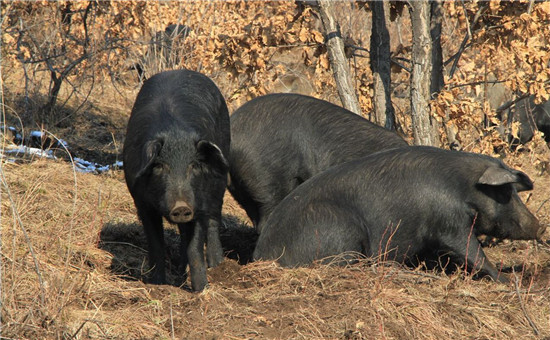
top-left (1, 151), bottom-right (549, 339)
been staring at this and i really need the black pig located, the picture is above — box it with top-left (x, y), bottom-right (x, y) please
top-left (123, 69), bottom-right (230, 291)
top-left (228, 93), bottom-right (408, 230)
top-left (253, 146), bottom-right (544, 283)
top-left (507, 96), bottom-right (550, 144)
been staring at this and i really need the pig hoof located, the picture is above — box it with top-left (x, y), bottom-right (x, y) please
top-left (207, 252), bottom-right (224, 268)
top-left (191, 278), bottom-right (209, 292)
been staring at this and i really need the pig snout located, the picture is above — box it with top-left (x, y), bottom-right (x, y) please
top-left (520, 214), bottom-right (545, 240)
top-left (169, 201), bottom-right (194, 223)
top-left (525, 209), bottom-right (546, 239)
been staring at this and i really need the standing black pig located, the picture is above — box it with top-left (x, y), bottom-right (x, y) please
top-left (253, 146), bottom-right (545, 283)
top-left (228, 93), bottom-right (408, 230)
top-left (123, 69), bottom-right (230, 291)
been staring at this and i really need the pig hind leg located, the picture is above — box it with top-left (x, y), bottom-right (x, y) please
top-left (264, 203), bottom-right (367, 267)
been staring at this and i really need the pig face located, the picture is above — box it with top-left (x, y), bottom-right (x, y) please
top-left (134, 136), bottom-right (228, 224)
top-left (471, 165), bottom-right (544, 240)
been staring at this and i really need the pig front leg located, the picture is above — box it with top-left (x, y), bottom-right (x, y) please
top-left (138, 206), bottom-right (166, 284)
top-left (205, 215), bottom-right (224, 268)
top-left (182, 222), bottom-right (208, 291)
top-left (441, 232), bottom-right (509, 283)
top-left (177, 222), bottom-right (190, 284)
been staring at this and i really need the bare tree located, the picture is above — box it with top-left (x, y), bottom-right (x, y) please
top-left (11, 2), bottom-right (128, 123)
top-left (409, 0), bottom-right (439, 146)
top-left (370, 0), bottom-right (396, 130)
top-left (316, 0), bottom-right (362, 115)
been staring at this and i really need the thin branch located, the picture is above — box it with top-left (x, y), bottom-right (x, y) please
top-left (444, 42), bottom-right (472, 66)
top-left (536, 198), bottom-right (549, 214)
top-left (513, 273), bottom-right (540, 336)
top-left (450, 79), bottom-right (506, 89)
top-left (527, 0), bottom-right (535, 15)
top-left (449, 3), bottom-right (487, 78)
top-left (390, 58), bottom-right (411, 73)
top-left (495, 79), bottom-right (550, 113)
top-left (495, 93), bottom-right (532, 114)
top-left (461, 0), bottom-right (472, 38)
top-left (347, 44), bottom-right (369, 53)
top-left (267, 42), bottom-right (320, 48)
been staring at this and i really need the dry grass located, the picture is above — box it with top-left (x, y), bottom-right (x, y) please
top-left (1, 151), bottom-right (549, 339)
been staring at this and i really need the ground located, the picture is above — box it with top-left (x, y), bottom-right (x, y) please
top-left (1, 118), bottom-right (549, 338)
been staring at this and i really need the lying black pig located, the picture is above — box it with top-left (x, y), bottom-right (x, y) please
top-left (123, 69), bottom-right (230, 291)
top-left (228, 93), bottom-right (408, 230)
top-left (253, 146), bottom-right (544, 282)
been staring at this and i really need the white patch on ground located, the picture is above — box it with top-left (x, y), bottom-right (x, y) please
top-left (4, 145), bottom-right (57, 159)
top-left (2, 126), bottom-right (123, 174)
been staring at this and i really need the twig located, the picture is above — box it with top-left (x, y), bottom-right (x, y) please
top-left (496, 79), bottom-right (550, 114)
top-left (70, 318), bottom-right (110, 339)
top-left (450, 79), bottom-right (506, 89)
top-left (70, 319), bottom-right (89, 339)
top-left (461, 0), bottom-right (472, 38)
top-left (347, 44), bottom-right (369, 53)
top-left (449, 3), bottom-right (487, 78)
top-left (537, 240), bottom-right (550, 253)
top-left (444, 42), bottom-right (472, 67)
top-left (390, 58), bottom-right (411, 73)
top-left (512, 273), bottom-right (540, 336)
top-left (464, 214), bottom-right (477, 276)
top-left (266, 42), bottom-right (319, 49)
top-left (495, 93), bottom-right (532, 114)
top-left (537, 198), bottom-right (549, 214)
top-left (527, 0), bottom-right (535, 15)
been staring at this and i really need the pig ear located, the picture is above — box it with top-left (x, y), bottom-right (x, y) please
top-left (477, 166), bottom-right (533, 191)
top-left (196, 140), bottom-right (229, 173)
top-left (136, 139), bottom-right (163, 178)
top-left (512, 171), bottom-right (534, 192)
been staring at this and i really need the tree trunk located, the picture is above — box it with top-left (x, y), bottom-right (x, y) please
top-left (409, 0), bottom-right (439, 146)
top-left (370, 0), bottom-right (396, 130)
top-left (317, 0), bottom-right (362, 115)
top-left (431, 0), bottom-right (460, 149)
top-left (44, 71), bottom-right (63, 114)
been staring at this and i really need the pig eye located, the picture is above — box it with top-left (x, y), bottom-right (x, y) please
top-left (152, 163), bottom-right (165, 175)
top-left (190, 161), bottom-right (205, 174)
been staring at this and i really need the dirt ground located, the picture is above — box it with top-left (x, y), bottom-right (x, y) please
top-left (1, 79), bottom-right (550, 339)
top-left (1, 138), bottom-right (550, 339)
